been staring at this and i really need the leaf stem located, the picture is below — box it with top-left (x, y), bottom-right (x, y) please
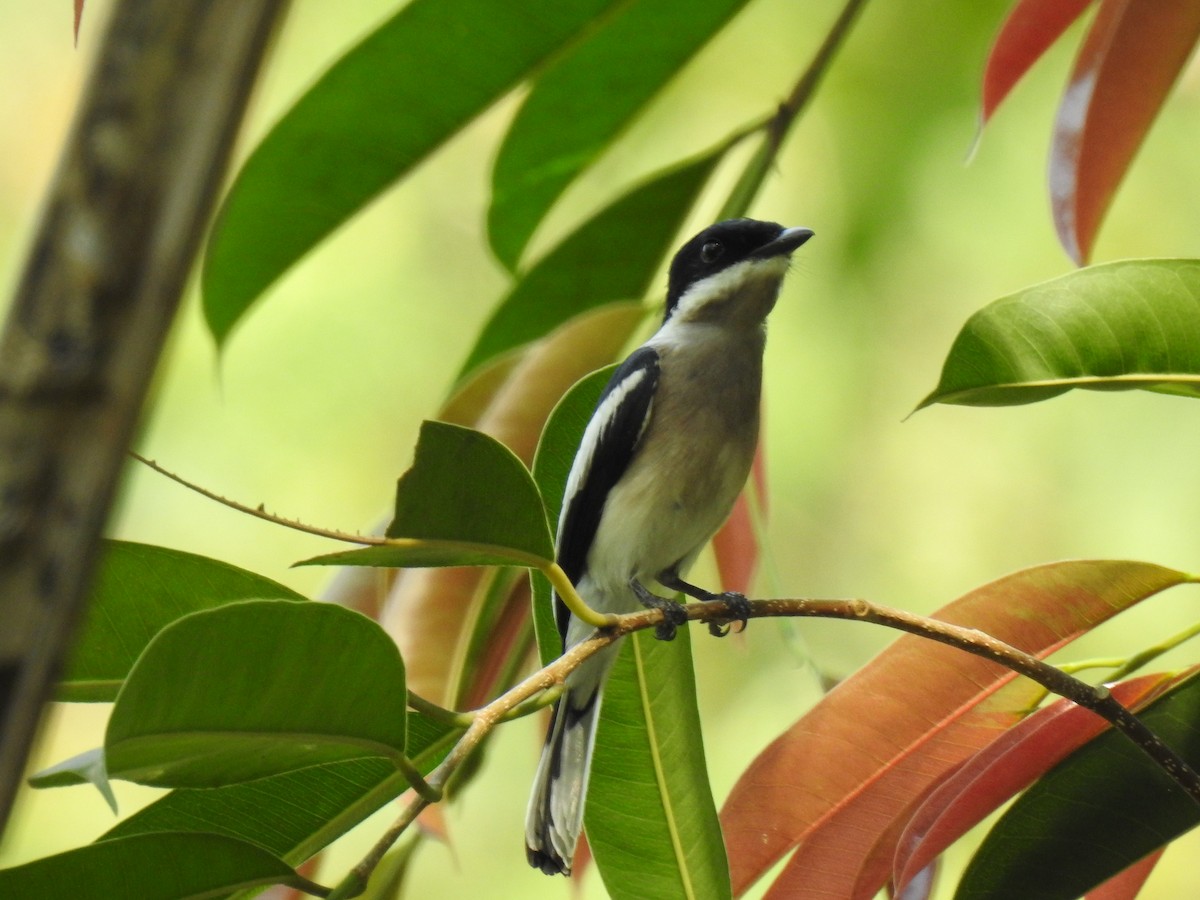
top-left (406, 691), bottom-right (473, 728)
top-left (394, 755), bottom-right (441, 803)
top-left (406, 684), bottom-right (560, 731)
top-left (1108, 619), bottom-right (1200, 682)
top-left (542, 562), bottom-right (617, 628)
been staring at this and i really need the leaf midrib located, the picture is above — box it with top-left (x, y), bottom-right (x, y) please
top-left (633, 634), bottom-right (696, 900)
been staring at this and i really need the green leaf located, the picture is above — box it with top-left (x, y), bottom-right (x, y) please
top-left (100, 715), bottom-right (459, 871)
top-left (919, 259), bottom-right (1200, 409)
top-left (459, 145), bottom-right (725, 383)
top-left (28, 747), bottom-right (117, 814)
top-left (488, 0), bottom-right (753, 270)
top-left (956, 671), bottom-right (1200, 899)
top-left (587, 630), bottom-right (731, 900)
top-left (201, 0), bottom-right (622, 346)
top-left (63, 540), bottom-right (306, 702)
top-left (530, 366), bottom-right (615, 666)
top-left (301, 421), bottom-right (553, 570)
top-left (105, 600), bottom-right (407, 787)
top-left (0, 832), bottom-right (311, 900)
top-left (384, 421), bottom-right (552, 553)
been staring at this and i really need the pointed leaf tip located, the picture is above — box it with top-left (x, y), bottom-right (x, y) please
top-left (980, 0), bottom-right (1093, 125)
top-left (1050, 0), bottom-right (1200, 263)
top-left (302, 421), bottom-right (554, 571)
top-left (919, 259), bottom-right (1200, 410)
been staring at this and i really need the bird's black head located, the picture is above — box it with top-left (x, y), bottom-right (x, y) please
top-left (664, 218), bottom-right (813, 325)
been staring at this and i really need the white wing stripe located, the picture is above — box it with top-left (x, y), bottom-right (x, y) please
top-left (557, 367), bottom-right (650, 541)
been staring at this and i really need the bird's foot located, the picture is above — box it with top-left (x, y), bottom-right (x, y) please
top-left (657, 571), bottom-right (752, 638)
top-left (631, 578), bottom-right (690, 641)
top-left (703, 591), bottom-right (751, 637)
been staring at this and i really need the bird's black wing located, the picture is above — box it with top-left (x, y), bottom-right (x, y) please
top-left (554, 346), bottom-right (660, 645)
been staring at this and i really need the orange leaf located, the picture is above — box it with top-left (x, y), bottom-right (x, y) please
top-left (74, 0), bottom-right (85, 45)
top-left (381, 566), bottom-right (484, 704)
top-left (720, 560), bottom-right (1190, 897)
top-left (416, 802), bottom-right (449, 843)
top-left (762, 676), bottom-right (1043, 900)
top-left (981, 0), bottom-right (1094, 124)
top-left (1051, 0), bottom-right (1200, 262)
top-left (893, 672), bottom-right (1177, 895)
top-left (459, 576), bottom-right (530, 708)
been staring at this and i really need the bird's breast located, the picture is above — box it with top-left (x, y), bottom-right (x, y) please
top-left (584, 328), bottom-right (764, 591)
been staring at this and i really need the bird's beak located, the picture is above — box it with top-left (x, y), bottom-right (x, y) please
top-left (754, 226), bottom-right (814, 259)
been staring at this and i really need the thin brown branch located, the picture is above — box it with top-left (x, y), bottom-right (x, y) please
top-left (329, 594), bottom-right (1200, 895)
top-left (131, 453), bottom-right (388, 546)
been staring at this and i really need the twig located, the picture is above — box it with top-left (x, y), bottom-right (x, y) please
top-left (327, 594), bottom-right (1200, 896)
top-left (131, 453), bottom-right (389, 546)
top-left (718, 0), bottom-right (870, 220)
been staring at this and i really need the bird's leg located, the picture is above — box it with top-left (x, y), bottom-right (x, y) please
top-left (630, 577), bottom-right (689, 641)
top-left (657, 571), bottom-right (751, 638)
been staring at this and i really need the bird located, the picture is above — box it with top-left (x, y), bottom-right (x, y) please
top-left (524, 217), bottom-right (813, 876)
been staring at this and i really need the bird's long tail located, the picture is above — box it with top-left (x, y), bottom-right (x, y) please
top-left (525, 645), bottom-right (618, 875)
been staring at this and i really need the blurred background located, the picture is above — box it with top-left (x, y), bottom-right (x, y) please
top-left (2, 0), bottom-right (1199, 896)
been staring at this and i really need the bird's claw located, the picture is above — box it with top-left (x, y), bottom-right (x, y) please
top-left (655, 601), bottom-right (689, 641)
top-left (706, 591), bottom-right (751, 638)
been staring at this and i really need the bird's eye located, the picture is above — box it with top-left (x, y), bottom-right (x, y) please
top-left (700, 241), bottom-right (723, 264)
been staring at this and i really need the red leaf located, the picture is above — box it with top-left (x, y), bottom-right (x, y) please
top-left (1051, 0), bottom-right (1200, 262)
top-left (74, 0), bottom-right (84, 46)
top-left (1086, 848), bottom-right (1165, 900)
top-left (893, 672), bottom-right (1177, 894)
top-left (712, 443), bottom-right (767, 595)
top-left (761, 677), bottom-right (1040, 900)
top-left (719, 560), bottom-right (1190, 898)
top-left (981, 0), bottom-right (1094, 123)
top-left (852, 800), bottom-right (940, 900)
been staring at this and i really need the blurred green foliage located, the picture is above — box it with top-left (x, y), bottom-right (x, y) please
top-left (2, 0), bottom-right (1200, 896)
